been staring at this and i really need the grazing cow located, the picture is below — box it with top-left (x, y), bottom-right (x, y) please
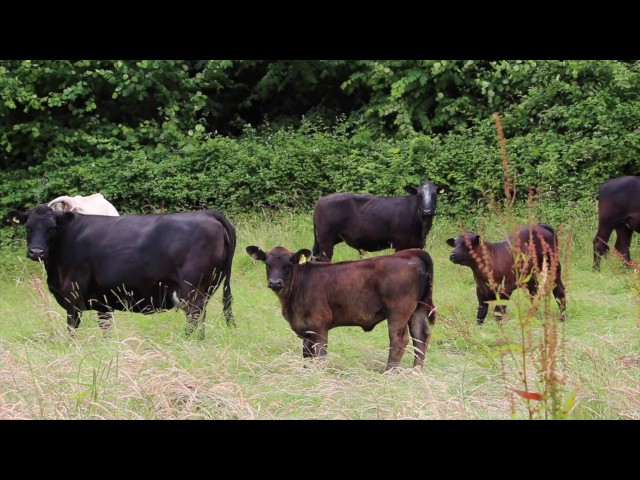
top-left (446, 223), bottom-right (566, 325)
top-left (245, 246), bottom-right (436, 370)
top-left (6, 205), bottom-right (235, 336)
top-left (312, 180), bottom-right (445, 261)
top-left (48, 193), bottom-right (119, 216)
top-left (593, 176), bottom-right (640, 271)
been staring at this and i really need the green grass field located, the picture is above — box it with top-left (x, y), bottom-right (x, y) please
top-left (0, 207), bottom-right (638, 419)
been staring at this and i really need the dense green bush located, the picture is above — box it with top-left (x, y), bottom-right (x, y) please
top-left (2, 60), bottom-right (640, 230)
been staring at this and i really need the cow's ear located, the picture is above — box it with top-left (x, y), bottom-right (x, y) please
top-left (446, 238), bottom-right (456, 247)
top-left (436, 183), bottom-right (450, 194)
top-left (56, 211), bottom-right (75, 225)
top-left (404, 185), bottom-right (418, 195)
top-left (471, 234), bottom-right (481, 246)
top-left (291, 249), bottom-right (312, 265)
top-left (246, 246), bottom-right (267, 262)
top-left (6, 210), bottom-right (28, 225)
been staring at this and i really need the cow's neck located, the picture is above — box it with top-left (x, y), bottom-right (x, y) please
top-left (274, 266), bottom-right (308, 318)
top-left (470, 242), bottom-right (510, 284)
top-left (420, 215), bottom-right (433, 245)
top-left (43, 233), bottom-right (66, 300)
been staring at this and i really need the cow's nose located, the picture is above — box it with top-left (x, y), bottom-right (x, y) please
top-left (268, 279), bottom-right (284, 291)
top-left (422, 209), bottom-right (434, 216)
top-left (449, 253), bottom-right (456, 262)
top-left (28, 248), bottom-right (45, 260)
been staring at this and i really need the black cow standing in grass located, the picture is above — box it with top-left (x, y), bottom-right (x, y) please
top-left (593, 176), bottom-right (640, 271)
top-left (6, 205), bottom-right (235, 336)
top-left (312, 180), bottom-right (445, 261)
top-left (246, 246), bottom-right (436, 371)
top-left (446, 223), bottom-right (566, 325)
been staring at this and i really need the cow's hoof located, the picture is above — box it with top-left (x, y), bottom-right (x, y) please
top-left (183, 326), bottom-right (205, 340)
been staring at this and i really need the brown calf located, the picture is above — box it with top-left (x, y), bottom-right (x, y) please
top-left (246, 246), bottom-right (436, 370)
top-left (446, 223), bottom-right (566, 325)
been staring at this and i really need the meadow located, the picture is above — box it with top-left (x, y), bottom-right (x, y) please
top-left (0, 204), bottom-right (638, 419)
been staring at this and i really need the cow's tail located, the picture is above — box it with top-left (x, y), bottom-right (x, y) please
top-left (416, 250), bottom-right (436, 325)
top-left (209, 210), bottom-right (236, 326)
top-left (312, 221), bottom-right (321, 259)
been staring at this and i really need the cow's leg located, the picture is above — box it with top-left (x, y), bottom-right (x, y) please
top-left (183, 292), bottom-right (207, 340)
top-left (222, 272), bottom-right (234, 327)
top-left (476, 289), bottom-right (489, 325)
top-left (386, 319), bottom-right (410, 371)
top-left (593, 223), bottom-right (614, 271)
top-left (553, 264), bottom-right (567, 322)
top-left (300, 329), bottom-right (328, 368)
top-left (301, 330), bottom-right (328, 357)
top-left (97, 311), bottom-right (114, 335)
top-left (614, 225), bottom-right (633, 266)
top-left (493, 287), bottom-right (513, 322)
top-left (66, 308), bottom-right (81, 336)
top-left (313, 226), bottom-right (338, 262)
top-left (318, 241), bottom-right (335, 262)
top-left (408, 306), bottom-right (430, 367)
top-left (302, 334), bottom-right (315, 359)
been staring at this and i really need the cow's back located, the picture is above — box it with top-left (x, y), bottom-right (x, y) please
top-left (314, 193), bottom-right (375, 223)
top-left (599, 176), bottom-right (640, 219)
top-left (512, 224), bottom-right (558, 272)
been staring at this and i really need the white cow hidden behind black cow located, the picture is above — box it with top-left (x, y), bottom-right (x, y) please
top-left (48, 193), bottom-right (119, 216)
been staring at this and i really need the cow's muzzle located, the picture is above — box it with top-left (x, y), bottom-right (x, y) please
top-left (421, 209), bottom-right (434, 217)
top-left (28, 248), bottom-right (45, 261)
top-left (449, 253), bottom-right (459, 264)
top-left (268, 279), bottom-right (284, 291)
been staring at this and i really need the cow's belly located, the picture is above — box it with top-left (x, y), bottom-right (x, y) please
top-left (85, 282), bottom-right (179, 314)
top-left (330, 305), bottom-right (387, 331)
top-left (342, 235), bottom-right (391, 252)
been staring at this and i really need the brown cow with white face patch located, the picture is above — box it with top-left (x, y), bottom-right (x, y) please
top-left (246, 246), bottom-right (436, 371)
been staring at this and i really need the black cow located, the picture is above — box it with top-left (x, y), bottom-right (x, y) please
top-left (446, 223), bottom-right (566, 325)
top-left (246, 246), bottom-right (436, 370)
top-left (593, 176), bottom-right (640, 271)
top-left (312, 180), bottom-right (444, 261)
top-left (6, 205), bottom-right (235, 336)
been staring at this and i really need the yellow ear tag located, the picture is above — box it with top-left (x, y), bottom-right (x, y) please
top-left (299, 254), bottom-right (307, 265)
top-left (439, 188), bottom-right (445, 194)
top-left (12, 217), bottom-right (20, 224)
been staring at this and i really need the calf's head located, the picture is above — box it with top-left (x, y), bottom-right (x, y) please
top-left (246, 245), bottom-right (312, 292)
top-left (6, 205), bottom-right (74, 261)
top-left (404, 180), bottom-right (446, 218)
top-left (446, 232), bottom-right (481, 266)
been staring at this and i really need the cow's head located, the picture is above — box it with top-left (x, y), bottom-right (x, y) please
top-left (246, 245), bottom-right (311, 292)
top-left (446, 232), bottom-right (481, 266)
top-left (6, 205), bottom-right (74, 261)
top-left (404, 180), bottom-right (447, 218)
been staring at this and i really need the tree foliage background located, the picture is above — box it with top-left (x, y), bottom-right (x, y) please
top-left (1, 60), bottom-right (639, 222)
